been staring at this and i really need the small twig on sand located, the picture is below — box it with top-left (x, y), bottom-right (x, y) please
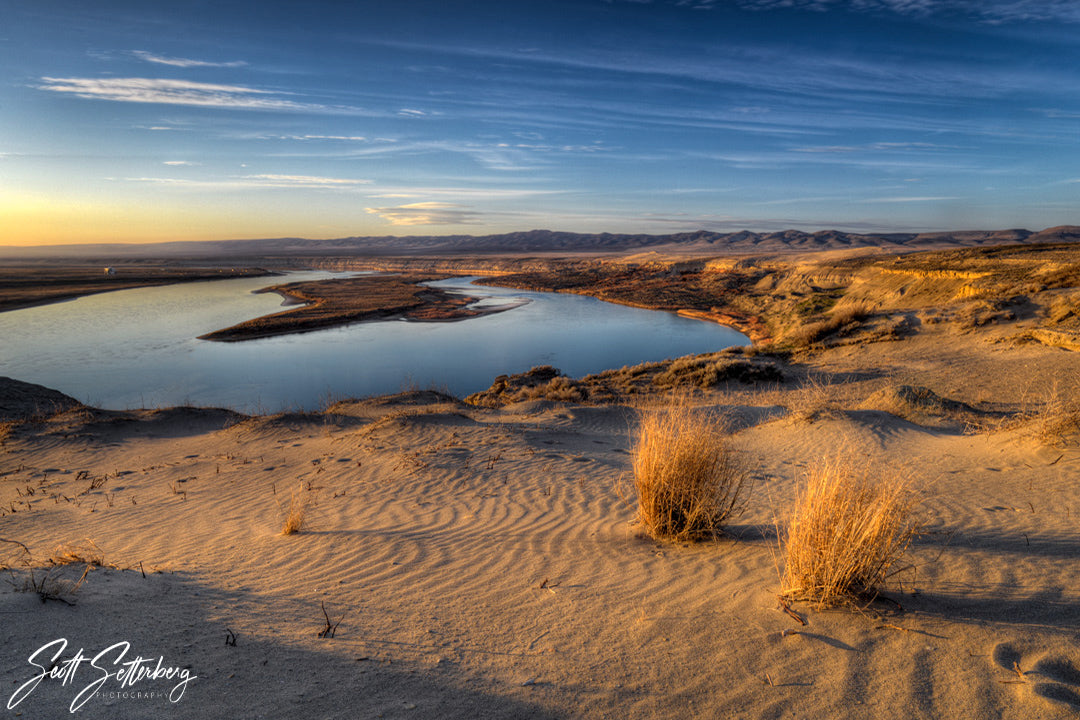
top-left (318, 602), bottom-right (347, 639)
top-left (0, 537), bottom-right (31, 555)
top-left (538, 577), bottom-right (561, 593)
top-left (876, 623), bottom-right (909, 632)
top-left (527, 630), bottom-right (550, 651)
top-left (777, 597), bottom-right (807, 626)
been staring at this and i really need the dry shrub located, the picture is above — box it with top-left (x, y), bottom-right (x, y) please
top-left (832, 302), bottom-right (873, 327)
top-left (1028, 382), bottom-right (1080, 446)
top-left (653, 357), bottom-right (783, 389)
top-left (25, 566), bottom-right (90, 605)
top-left (0, 421), bottom-right (18, 446)
top-left (49, 539), bottom-right (105, 567)
top-left (0, 538), bottom-right (31, 573)
top-left (534, 376), bottom-right (585, 403)
top-left (280, 483), bottom-right (314, 535)
top-left (781, 457), bottom-right (917, 607)
top-left (786, 303), bottom-right (872, 347)
top-left (1045, 292), bottom-right (1080, 326)
top-left (785, 374), bottom-right (849, 423)
top-left (1, 539), bottom-right (93, 605)
top-left (631, 399), bottom-right (750, 541)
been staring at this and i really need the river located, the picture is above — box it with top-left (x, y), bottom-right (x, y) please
top-left (0, 273), bottom-right (749, 411)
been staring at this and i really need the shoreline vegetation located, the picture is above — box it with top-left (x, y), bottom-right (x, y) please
top-left (197, 274), bottom-right (516, 342)
top-left (474, 241), bottom-right (1080, 353)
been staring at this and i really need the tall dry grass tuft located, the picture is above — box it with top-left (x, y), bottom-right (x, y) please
top-left (279, 483), bottom-right (314, 536)
top-left (631, 399), bottom-right (750, 541)
top-left (49, 539), bottom-right (106, 567)
top-left (781, 457), bottom-right (917, 606)
top-left (1029, 381), bottom-right (1080, 447)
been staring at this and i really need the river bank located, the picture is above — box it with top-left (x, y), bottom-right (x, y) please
top-left (0, 265), bottom-right (274, 313)
top-left (197, 274), bottom-right (515, 342)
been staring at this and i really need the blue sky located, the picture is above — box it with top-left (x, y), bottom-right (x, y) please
top-left (2, 0), bottom-right (1079, 244)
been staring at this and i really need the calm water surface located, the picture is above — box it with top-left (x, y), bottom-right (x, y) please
top-left (0, 273), bottom-right (748, 411)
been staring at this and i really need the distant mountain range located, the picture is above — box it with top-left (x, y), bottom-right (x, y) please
top-left (3, 226), bottom-right (1079, 260)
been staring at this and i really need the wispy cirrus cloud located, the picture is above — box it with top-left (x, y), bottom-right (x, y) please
top-left (37, 77), bottom-right (362, 114)
top-left (1037, 108), bottom-right (1080, 119)
top-left (374, 37), bottom-right (1056, 115)
top-left (243, 174), bottom-right (372, 187)
top-left (793, 141), bottom-right (959, 153)
top-left (695, 149), bottom-right (979, 172)
top-left (862, 195), bottom-right (963, 203)
top-left (367, 186), bottom-right (559, 200)
top-left (119, 174), bottom-right (372, 190)
top-left (162, 160), bottom-right (197, 166)
top-left (268, 137), bottom-right (592, 171)
top-left (365, 202), bottom-right (480, 226)
top-left (274, 134), bottom-right (369, 141)
top-left (861, 0), bottom-right (1080, 23)
top-left (41, 77), bottom-right (303, 109)
top-left (654, 0), bottom-right (1080, 23)
top-left (132, 50), bottom-right (247, 68)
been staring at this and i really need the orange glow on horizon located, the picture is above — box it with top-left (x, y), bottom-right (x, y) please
top-left (0, 195), bottom-right (389, 246)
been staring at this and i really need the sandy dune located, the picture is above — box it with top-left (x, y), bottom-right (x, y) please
top-left (1, 313), bottom-right (1078, 718)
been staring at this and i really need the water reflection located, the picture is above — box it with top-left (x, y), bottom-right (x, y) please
top-left (0, 273), bottom-right (748, 411)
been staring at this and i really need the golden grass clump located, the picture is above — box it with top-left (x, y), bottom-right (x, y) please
top-left (784, 303), bottom-right (872, 348)
top-left (631, 400), bottom-right (749, 541)
top-left (49, 538), bottom-right (105, 567)
top-left (1029, 382), bottom-right (1080, 447)
top-left (781, 457), bottom-right (917, 607)
top-left (280, 483), bottom-right (314, 535)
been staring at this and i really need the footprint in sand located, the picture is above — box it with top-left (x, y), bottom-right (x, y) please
top-left (992, 642), bottom-right (1080, 710)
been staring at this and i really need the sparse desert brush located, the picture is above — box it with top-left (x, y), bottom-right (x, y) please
top-left (780, 457), bottom-right (917, 607)
top-left (279, 483), bottom-right (314, 535)
top-left (630, 398), bottom-right (750, 541)
top-left (0, 538), bottom-right (31, 573)
top-left (951, 299), bottom-right (1015, 331)
top-left (24, 566), bottom-right (91, 605)
top-left (49, 538), bottom-right (106, 567)
top-left (1, 538), bottom-right (92, 605)
top-left (785, 374), bottom-right (848, 423)
top-left (535, 376), bottom-right (586, 403)
top-left (1045, 292), bottom-right (1080, 326)
top-left (653, 356), bottom-right (783, 389)
top-left (828, 301), bottom-right (873, 331)
top-left (785, 303), bottom-right (872, 348)
top-left (0, 420), bottom-right (17, 446)
top-left (1026, 381), bottom-right (1080, 446)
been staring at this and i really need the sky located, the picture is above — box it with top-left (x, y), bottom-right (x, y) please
top-left (1, 0), bottom-right (1079, 245)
